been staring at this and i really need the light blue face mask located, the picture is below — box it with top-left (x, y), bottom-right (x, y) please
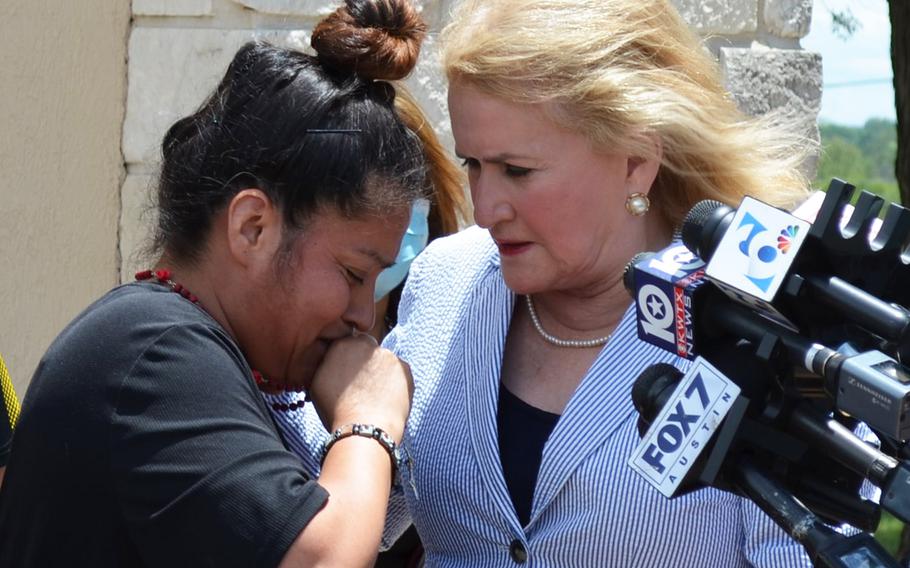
top-left (374, 198), bottom-right (431, 301)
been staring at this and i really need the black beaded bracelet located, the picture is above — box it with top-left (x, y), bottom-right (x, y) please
top-left (321, 423), bottom-right (402, 474)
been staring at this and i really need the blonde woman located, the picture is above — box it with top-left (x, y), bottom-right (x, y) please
top-left (382, 0), bottom-right (819, 566)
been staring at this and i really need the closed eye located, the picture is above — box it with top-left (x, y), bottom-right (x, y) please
top-left (460, 157), bottom-right (480, 170)
top-left (344, 267), bottom-right (365, 285)
top-left (504, 164), bottom-right (532, 177)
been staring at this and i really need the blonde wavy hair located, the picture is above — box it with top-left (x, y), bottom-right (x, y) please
top-left (441, 0), bottom-right (814, 229)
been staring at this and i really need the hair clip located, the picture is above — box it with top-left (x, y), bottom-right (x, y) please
top-left (305, 128), bottom-right (363, 134)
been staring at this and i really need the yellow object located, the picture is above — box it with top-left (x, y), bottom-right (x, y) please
top-left (0, 354), bottom-right (20, 428)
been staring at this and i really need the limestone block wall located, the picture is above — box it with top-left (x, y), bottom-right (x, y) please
top-left (120, 0), bottom-right (820, 282)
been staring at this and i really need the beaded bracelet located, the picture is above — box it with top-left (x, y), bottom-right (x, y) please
top-left (321, 423), bottom-right (402, 476)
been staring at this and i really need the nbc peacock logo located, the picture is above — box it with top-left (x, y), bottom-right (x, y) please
top-left (777, 225), bottom-right (799, 254)
top-left (705, 196), bottom-right (811, 303)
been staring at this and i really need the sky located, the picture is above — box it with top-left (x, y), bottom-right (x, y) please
top-left (802, 0), bottom-right (895, 126)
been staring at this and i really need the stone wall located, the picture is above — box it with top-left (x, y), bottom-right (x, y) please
top-left (120, 0), bottom-right (821, 280)
top-left (0, 0), bottom-right (820, 390)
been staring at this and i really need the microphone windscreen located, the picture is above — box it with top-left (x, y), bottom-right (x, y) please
top-left (631, 362), bottom-right (682, 419)
top-left (681, 199), bottom-right (726, 258)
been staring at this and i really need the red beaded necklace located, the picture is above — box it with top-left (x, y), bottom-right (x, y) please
top-left (134, 268), bottom-right (307, 412)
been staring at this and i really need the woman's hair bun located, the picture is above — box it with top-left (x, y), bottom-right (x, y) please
top-left (311, 0), bottom-right (426, 81)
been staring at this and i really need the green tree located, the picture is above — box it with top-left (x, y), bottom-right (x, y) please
top-left (856, 118), bottom-right (898, 180)
top-left (815, 120), bottom-right (900, 204)
top-left (829, 2), bottom-right (909, 203)
top-left (815, 134), bottom-right (871, 184)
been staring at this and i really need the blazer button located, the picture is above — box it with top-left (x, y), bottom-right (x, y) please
top-left (509, 539), bottom-right (528, 564)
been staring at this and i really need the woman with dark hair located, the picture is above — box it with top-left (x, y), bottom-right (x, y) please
top-left (265, 84), bottom-right (469, 568)
top-left (0, 1), bottom-right (429, 566)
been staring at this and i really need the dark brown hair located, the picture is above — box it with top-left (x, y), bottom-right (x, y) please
top-left (312, 0), bottom-right (426, 81)
top-left (154, 0), bottom-right (429, 264)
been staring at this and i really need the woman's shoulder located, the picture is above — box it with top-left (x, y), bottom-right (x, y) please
top-left (47, 283), bottom-right (239, 378)
top-left (74, 283), bottom-right (221, 338)
top-left (406, 225), bottom-right (497, 293)
top-left (415, 225), bottom-right (495, 270)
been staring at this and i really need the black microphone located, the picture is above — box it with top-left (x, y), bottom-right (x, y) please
top-left (630, 361), bottom-right (891, 534)
top-left (680, 199), bottom-right (732, 262)
top-left (679, 188), bottom-right (910, 357)
top-left (628, 359), bottom-right (749, 497)
top-left (622, 242), bottom-right (710, 359)
top-left (787, 401), bottom-right (910, 524)
top-left (712, 302), bottom-right (910, 442)
top-left (625, 240), bottom-right (910, 441)
top-left (630, 362), bottom-right (682, 437)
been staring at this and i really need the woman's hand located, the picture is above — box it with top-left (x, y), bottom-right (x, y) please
top-left (281, 334), bottom-right (414, 568)
top-left (306, 333), bottom-right (413, 442)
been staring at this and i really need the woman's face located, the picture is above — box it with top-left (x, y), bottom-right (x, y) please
top-left (448, 81), bottom-right (657, 297)
top-left (240, 206), bottom-right (408, 391)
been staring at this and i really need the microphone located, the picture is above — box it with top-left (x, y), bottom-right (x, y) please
top-left (681, 195), bottom-right (811, 329)
top-left (630, 363), bottom-right (683, 437)
top-left (679, 188), bottom-right (910, 356)
top-left (786, 401), bottom-right (910, 524)
top-left (626, 242), bottom-right (910, 440)
top-left (622, 242), bottom-right (708, 359)
top-left (628, 357), bottom-right (744, 497)
top-left (679, 199), bottom-right (733, 262)
top-left (629, 361), bottom-right (901, 566)
top-left (705, 300), bottom-right (910, 442)
top-left (734, 459), bottom-right (899, 568)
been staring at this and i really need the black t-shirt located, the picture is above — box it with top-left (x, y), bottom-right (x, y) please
top-left (0, 282), bottom-right (328, 567)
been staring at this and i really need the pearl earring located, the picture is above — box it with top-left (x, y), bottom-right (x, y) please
top-left (625, 192), bottom-right (650, 216)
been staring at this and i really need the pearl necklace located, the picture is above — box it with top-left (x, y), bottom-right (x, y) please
top-left (525, 295), bottom-right (612, 349)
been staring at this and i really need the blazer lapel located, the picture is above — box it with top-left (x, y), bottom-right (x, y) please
top-left (462, 262), bottom-right (519, 527)
top-left (530, 304), bottom-right (683, 521)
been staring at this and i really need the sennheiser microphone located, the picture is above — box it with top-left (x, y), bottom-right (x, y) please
top-left (708, 301), bottom-right (910, 442)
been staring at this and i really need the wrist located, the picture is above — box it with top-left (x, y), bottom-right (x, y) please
top-left (321, 423), bottom-right (403, 482)
top-left (330, 415), bottom-right (404, 442)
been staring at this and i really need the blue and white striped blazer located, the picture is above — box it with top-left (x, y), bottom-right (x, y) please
top-left (387, 226), bottom-right (813, 567)
top-left (271, 226), bottom-right (813, 567)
